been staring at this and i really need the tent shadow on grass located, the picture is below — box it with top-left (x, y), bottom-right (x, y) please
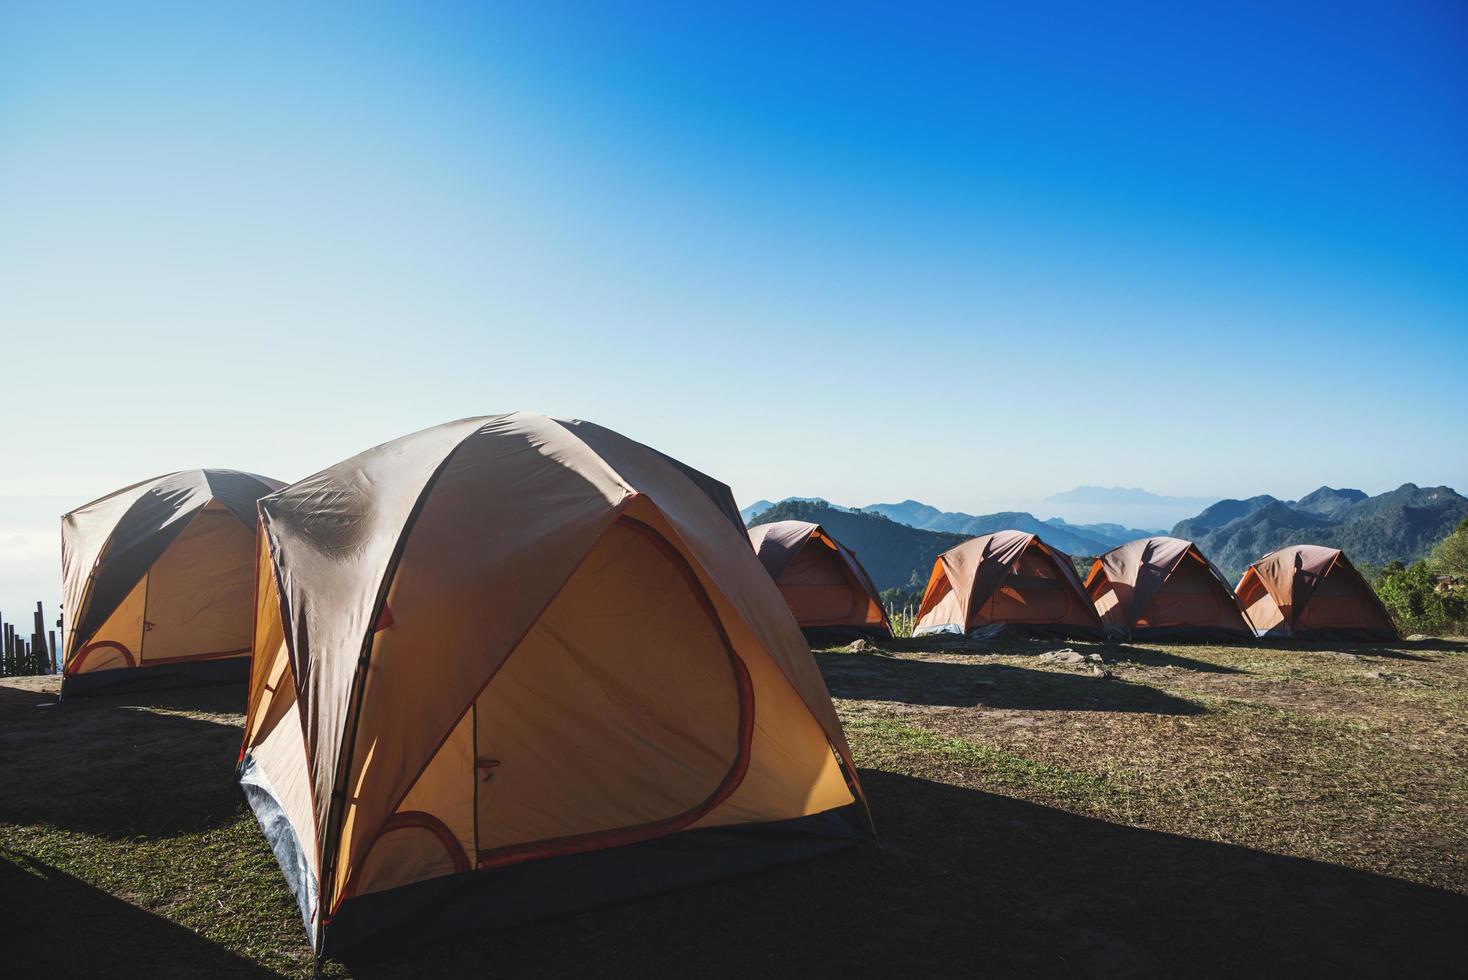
top-left (0, 683), bottom-right (245, 839)
top-left (1395, 637), bottom-right (1468, 653)
top-left (1091, 644), bottom-right (1248, 674)
top-left (342, 768), bottom-right (1467, 979)
top-left (1, 851), bottom-right (280, 980)
top-left (1249, 640), bottom-right (1453, 662)
top-left (816, 652), bottom-right (1206, 714)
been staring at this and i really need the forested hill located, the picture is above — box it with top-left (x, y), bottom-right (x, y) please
top-left (1172, 484), bottom-right (1468, 581)
top-left (747, 499), bottom-right (966, 592)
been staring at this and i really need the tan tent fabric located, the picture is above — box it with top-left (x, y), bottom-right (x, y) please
top-left (748, 520), bottom-right (891, 641)
top-left (913, 531), bottom-right (1103, 639)
top-left (240, 414), bottom-right (869, 955)
top-left (59, 469), bottom-right (284, 696)
top-left (1235, 545), bottom-right (1397, 641)
top-left (1084, 537), bottom-right (1252, 641)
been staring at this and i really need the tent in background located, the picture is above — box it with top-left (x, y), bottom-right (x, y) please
top-left (1085, 537), bottom-right (1253, 641)
top-left (240, 413), bottom-right (870, 956)
top-left (1235, 545), bottom-right (1398, 641)
top-left (748, 520), bottom-right (891, 644)
top-left (60, 469), bottom-right (284, 697)
top-left (914, 531), bottom-right (1103, 640)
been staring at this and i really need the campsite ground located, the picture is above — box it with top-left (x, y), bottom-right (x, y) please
top-left (3, 638), bottom-right (1466, 978)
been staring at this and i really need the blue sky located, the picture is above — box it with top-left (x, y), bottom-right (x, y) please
top-left (2, 2), bottom-right (1466, 613)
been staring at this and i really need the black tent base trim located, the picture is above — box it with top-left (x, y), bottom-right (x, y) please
top-left (60, 655), bottom-right (250, 699)
top-left (968, 623), bottom-right (1106, 643)
top-left (320, 803), bottom-right (870, 957)
top-left (1125, 626), bottom-right (1258, 643)
top-left (1259, 627), bottom-right (1402, 644)
top-left (802, 625), bottom-right (893, 646)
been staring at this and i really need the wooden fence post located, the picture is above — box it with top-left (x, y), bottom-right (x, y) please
top-left (32, 602), bottom-right (47, 675)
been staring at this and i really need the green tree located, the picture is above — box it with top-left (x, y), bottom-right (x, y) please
top-left (1376, 559), bottom-right (1467, 635)
top-left (1428, 517), bottom-right (1468, 579)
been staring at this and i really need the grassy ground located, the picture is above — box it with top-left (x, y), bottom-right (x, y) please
top-left (3, 636), bottom-right (1466, 978)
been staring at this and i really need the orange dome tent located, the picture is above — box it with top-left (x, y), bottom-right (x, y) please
top-left (1235, 545), bottom-right (1398, 641)
top-left (748, 520), bottom-right (892, 643)
top-left (914, 531), bottom-right (1103, 640)
top-left (60, 469), bottom-right (284, 697)
top-left (240, 414), bottom-right (870, 956)
top-left (1085, 537), bottom-right (1253, 641)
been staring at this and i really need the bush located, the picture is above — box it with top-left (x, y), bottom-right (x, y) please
top-left (1376, 518), bottom-right (1468, 636)
top-left (881, 587), bottom-right (923, 638)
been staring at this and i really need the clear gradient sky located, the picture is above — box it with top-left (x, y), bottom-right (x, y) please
top-left (2, 2), bottom-right (1466, 615)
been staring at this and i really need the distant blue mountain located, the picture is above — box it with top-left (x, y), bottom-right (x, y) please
top-left (1043, 485), bottom-right (1221, 528)
top-left (861, 500), bottom-right (1122, 556)
top-left (1043, 517), bottom-right (1167, 548)
top-left (1045, 486), bottom-right (1220, 509)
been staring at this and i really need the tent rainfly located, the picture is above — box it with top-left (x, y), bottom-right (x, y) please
top-left (747, 520), bottom-right (892, 643)
top-left (1235, 545), bottom-right (1398, 641)
top-left (60, 469), bottom-right (284, 697)
top-left (1085, 537), bottom-right (1253, 641)
top-left (913, 531), bottom-right (1103, 640)
top-left (240, 414), bottom-right (871, 956)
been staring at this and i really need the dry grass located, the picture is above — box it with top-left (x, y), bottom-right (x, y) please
top-left (3, 636), bottom-right (1466, 978)
top-left (822, 636), bottom-right (1468, 894)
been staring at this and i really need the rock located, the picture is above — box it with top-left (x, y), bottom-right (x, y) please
top-left (1084, 652), bottom-right (1104, 663)
top-left (1407, 633), bottom-right (1429, 642)
top-left (1040, 648), bottom-right (1086, 665)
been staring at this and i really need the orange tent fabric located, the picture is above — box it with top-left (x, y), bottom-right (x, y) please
top-left (240, 414), bottom-right (870, 955)
top-left (1085, 537), bottom-right (1252, 641)
top-left (748, 520), bottom-right (892, 643)
top-left (1236, 545), bottom-right (1398, 641)
top-left (913, 531), bottom-right (1103, 640)
top-left (59, 469), bottom-right (284, 697)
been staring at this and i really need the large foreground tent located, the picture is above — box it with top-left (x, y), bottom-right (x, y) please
top-left (1084, 537), bottom-right (1253, 641)
top-left (60, 469), bottom-right (284, 697)
top-left (1235, 545), bottom-right (1398, 641)
top-left (913, 531), bottom-right (1103, 639)
top-left (748, 520), bottom-right (892, 643)
top-left (240, 414), bottom-right (870, 955)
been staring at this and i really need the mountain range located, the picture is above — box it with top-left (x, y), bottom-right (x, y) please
top-left (743, 483), bottom-right (1468, 593)
top-left (1172, 484), bottom-right (1468, 580)
top-left (858, 500), bottom-right (1157, 555)
top-left (740, 496), bottom-right (1156, 554)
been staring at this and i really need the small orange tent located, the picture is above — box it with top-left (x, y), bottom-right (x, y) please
top-left (60, 469), bottom-right (284, 697)
top-left (240, 414), bottom-right (870, 955)
top-left (1085, 537), bottom-right (1253, 641)
top-left (748, 520), bottom-right (891, 643)
top-left (1235, 545), bottom-right (1398, 641)
top-left (914, 531), bottom-right (1103, 640)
